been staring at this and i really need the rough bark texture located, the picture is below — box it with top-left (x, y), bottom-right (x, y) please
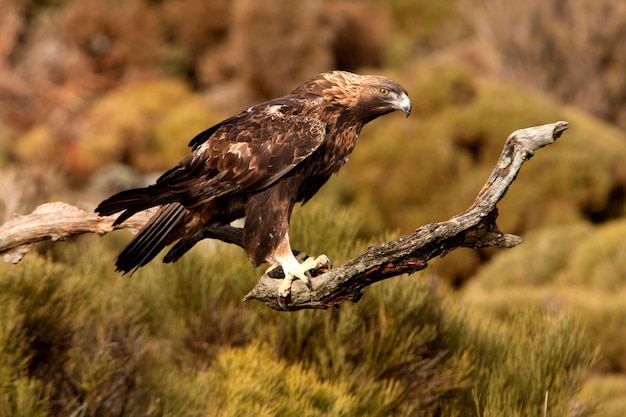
top-left (0, 122), bottom-right (568, 311)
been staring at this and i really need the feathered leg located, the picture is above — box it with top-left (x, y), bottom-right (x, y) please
top-left (244, 181), bottom-right (332, 309)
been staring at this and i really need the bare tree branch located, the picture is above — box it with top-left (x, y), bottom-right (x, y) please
top-left (0, 204), bottom-right (150, 264)
top-left (0, 122), bottom-right (568, 311)
top-left (0, 205), bottom-right (243, 263)
top-left (245, 121), bottom-right (568, 310)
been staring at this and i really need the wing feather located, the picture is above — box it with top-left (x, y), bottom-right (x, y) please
top-left (97, 97), bottom-right (327, 221)
top-left (157, 104), bottom-right (326, 207)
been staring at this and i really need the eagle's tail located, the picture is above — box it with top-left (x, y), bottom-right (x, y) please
top-left (95, 186), bottom-right (173, 226)
top-left (115, 203), bottom-right (187, 273)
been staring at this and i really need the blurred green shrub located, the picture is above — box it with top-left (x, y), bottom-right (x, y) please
top-left (578, 376), bottom-right (626, 417)
top-left (581, 298), bottom-right (626, 373)
top-left (0, 198), bottom-right (596, 416)
top-left (557, 219), bottom-right (626, 291)
top-left (207, 341), bottom-right (400, 417)
top-left (467, 221), bottom-right (626, 374)
top-left (465, 308), bottom-right (596, 416)
top-left (0, 300), bottom-right (48, 417)
top-left (472, 223), bottom-right (594, 290)
top-left (378, 0), bottom-right (470, 67)
top-left (351, 61), bottom-right (626, 233)
top-left (73, 78), bottom-right (219, 173)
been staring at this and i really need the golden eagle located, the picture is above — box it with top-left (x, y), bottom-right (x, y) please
top-left (96, 71), bottom-right (411, 306)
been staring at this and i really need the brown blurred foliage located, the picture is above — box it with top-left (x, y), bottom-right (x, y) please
top-left (462, 0), bottom-right (626, 129)
top-left (0, 0), bottom-right (392, 150)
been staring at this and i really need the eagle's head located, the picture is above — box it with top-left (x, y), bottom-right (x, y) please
top-left (297, 70), bottom-right (412, 122)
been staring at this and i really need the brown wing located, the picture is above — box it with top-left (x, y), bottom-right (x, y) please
top-left (155, 102), bottom-right (326, 208)
top-left (96, 99), bottom-right (326, 226)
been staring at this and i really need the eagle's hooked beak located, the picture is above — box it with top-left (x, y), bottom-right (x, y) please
top-left (397, 92), bottom-right (412, 118)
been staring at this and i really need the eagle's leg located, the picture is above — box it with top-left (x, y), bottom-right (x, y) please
top-left (245, 187), bottom-right (332, 307)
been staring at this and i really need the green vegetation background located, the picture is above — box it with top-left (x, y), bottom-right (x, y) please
top-left (1, 0), bottom-right (626, 415)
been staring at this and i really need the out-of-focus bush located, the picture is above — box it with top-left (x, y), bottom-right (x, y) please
top-left (465, 219), bottom-right (626, 374)
top-left (464, 285), bottom-right (626, 377)
top-left (0, 165), bottom-right (67, 222)
top-left (330, 58), bottom-right (626, 284)
top-left (579, 376), bottom-right (626, 417)
top-left (59, 0), bottom-right (165, 77)
top-left (557, 219), bottom-right (626, 292)
top-left (462, 0), bottom-right (626, 129)
top-left (161, 0), bottom-right (230, 56)
top-left (70, 78), bottom-right (219, 174)
top-left (0, 299), bottom-right (48, 417)
top-left (0, 197), bottom-right (597, 416)
top-left (200, 0), bottom-right (392, 106)
top-left (1, 0), bottom-right (399, 143)
top-left (207, 341), bottom-right (399, 416)
top-left (465, 308), bottom-right (595, 416)
top-left (225, 0), bottom-right (334, 100)
top-left (471, 223), bottom-right (595, 290)
top-left (375, 0), bottom-right (470, 67)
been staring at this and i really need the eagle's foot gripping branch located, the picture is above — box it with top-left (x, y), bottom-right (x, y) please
top-left (270, 254), bottom-right (332, 310)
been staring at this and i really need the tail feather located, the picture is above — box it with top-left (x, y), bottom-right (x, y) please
top-left (115, 203), bottom-right (187, 273)
top-left (96, 186), bottom-right (173, 226)
top-left (163, 231), bottom-right (205, 264)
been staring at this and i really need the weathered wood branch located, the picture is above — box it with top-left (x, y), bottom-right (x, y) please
top-left (0, 206), bottom-right (244, 263)
top-left (0, 122), bottom-right (568, 311)
top-left (244, 121), bottom-right (568, 309)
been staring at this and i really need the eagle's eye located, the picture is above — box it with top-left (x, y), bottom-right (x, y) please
top-left (379, 87), bottom-right (389, 96)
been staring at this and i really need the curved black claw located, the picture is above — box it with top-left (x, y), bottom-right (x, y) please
top-left (276, 276), bottom-right (314, 310)
top-left (276, 290), bottom-right (289, 311)
top-left (326, 257), bottom-right (333, 270)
